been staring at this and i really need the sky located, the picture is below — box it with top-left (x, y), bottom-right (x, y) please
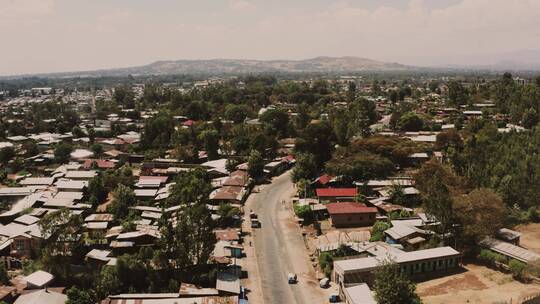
top-left (1, 0), bottom-right (540, 75)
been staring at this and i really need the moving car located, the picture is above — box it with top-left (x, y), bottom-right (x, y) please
top-left (287, 273), bottom-right (297, 284)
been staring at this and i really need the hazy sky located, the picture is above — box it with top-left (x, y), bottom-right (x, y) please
top-left (1, 0), bottom-right (540, 75)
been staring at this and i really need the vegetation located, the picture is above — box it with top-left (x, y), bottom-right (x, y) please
top-left (373, 259), bottom-right (422, 304)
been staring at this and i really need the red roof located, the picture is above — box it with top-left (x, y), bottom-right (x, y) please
top-left (83, 159), bottom-right (116, 169)
top-left (316, 174), bottom-right (333, 185)
top-left (326, 202), bottom-right (378, 215)
top-left (316, 188), bottom-right (357, 197)
top-left (183, 120), bottom-right (194, 126)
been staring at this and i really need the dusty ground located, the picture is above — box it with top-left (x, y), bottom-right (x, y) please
top-left (417, 263), bottom-right (540, 304)
top-left (516, 223), bottom-right (540, 254)
top-left (97, 192), bottom-right (114, 212)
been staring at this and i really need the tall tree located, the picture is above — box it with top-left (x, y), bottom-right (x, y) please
top-left (109, 185), bottom-right (136, 221)
top-left (454, 188), bottom-right (506, 243)
top-left (247, 150), bottom-right (264, 179)
top-left (374, 259), bottom-right (422, 304)
top-left (166, 168), bottom-right (212, 207)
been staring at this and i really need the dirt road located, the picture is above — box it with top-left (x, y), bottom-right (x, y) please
top-left (244, 171), bottom-right (325, 304)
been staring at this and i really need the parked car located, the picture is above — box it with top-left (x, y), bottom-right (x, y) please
top-left (329, 294), bottom-right (340, 303)
top-left (251, 218), bottom-right (261, 228)
top-left (287, 273), bottom-right (297, 284)
top-left (319, 278), bottom-right (330, 288)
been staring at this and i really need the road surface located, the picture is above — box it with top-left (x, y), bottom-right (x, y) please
top-left (246, 171), bottom-right (325, 304)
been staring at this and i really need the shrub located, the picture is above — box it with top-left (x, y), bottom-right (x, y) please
top-left (293, 203), bottom-right (311, 219)
top-left (319, 252), bottom-right (334, 278)
top-left (508, 259), bottom-right (527, 280)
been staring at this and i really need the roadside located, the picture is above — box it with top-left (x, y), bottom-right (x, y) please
top-left (241, 171), bottom-right (328, 304)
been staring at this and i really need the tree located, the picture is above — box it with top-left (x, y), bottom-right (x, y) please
top-left (373, 259), bottom-right (422, 304)
top-left (370, 221), bottom-right (391, 242)
top-left (435, 129), bottom-right (463, 151)
top-left (448, 80), bottom-right (468, 106)
top-left (23, 141), bottom-right (39, 157)
top-left (66, 286), bottom-right (97, 304)
top-left (54, 143), bottom-right (73, 163)
top-left (97, 266), bottom-right (121, 299)
top-left (454, 188), bottom-right (506, 243)
top-left (109, 185), bottom-right (136, 221)
top-left (397, 112), bottom-right (424, 131)
top-left (0, 147), bottom-right (14, 165)
top-left (259, 108), bottom-right (290, 138)
top-left (166, 168), bottom-right (212, 207)
top-left (292, 152), bottom-right (318, 182)
top-left (508, 259), bottom-right (527, 280)
top-left (158, 203), bottom-right (216, 269)
top-left (87, 175), bottom-right (108, 204)
top-left (522, 108), bottom-right (538, 129)
top-left (198, 129), bottom-right (219, 160)
top-left (0, 262), bottom-right (9, 285)
top-left (247, 150), bottom-right (264, 179)
top-left (90, 143), bottom-right (103, 156)
top-left (295, 121), bottom-right (334, 166)
top-left (224, 104), bottom-right (250, 123)
top-left (141, 113), bottom-right (175, 148)
top-left (39, 209), bottom-right (84, 278)
top-left (414, 161), bottom-right (462, 239)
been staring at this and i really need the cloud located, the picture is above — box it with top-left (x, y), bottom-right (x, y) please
top-left (229, 0), bottom-right (256, 12)
top-left (0, 0), bottom-right (56, 25)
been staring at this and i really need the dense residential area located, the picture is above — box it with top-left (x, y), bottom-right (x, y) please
top-left (0, 72), bottom-right (538, 304)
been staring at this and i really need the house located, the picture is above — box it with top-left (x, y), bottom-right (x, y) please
top-left (326, 202), bottom-right (377, 228)
top-left (479, 237), bottom-right (540, 264)
top-left (55, 180), bottom-right (88, 192)
top-left (22, 270), bottom-right (54, 289)
top-left (316, 188), bottom-right (358, 202)
top-left (14, 289), bottom-right (67, 304)
top-left (333, 247), bottom-right (461, 286)
top-left (64, 170), bottom-right (97, 180)
top-left (136, 176), bottom-right (168, 188)
top-left (497, 228), bottom-right (521, 246)
top-left (342, 283), bottom-right (376, 304)
top-left (82, 159), bottom-right (116, 170)
top-left (70, 149), bottom-right (94, 160)
top-left (19, 177), bottom-right (55, 187)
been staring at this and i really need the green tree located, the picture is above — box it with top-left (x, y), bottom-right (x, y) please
top-left (0, 147), bottom-right (14, 165)
top-left (259, 108), bottom-right (290, 138)
top-left (397, 112), bottom-right (424, 131)
top-left (0, 262), bottom-right (9, 285)
top-left (454, 188), bottom-right (506, 243)
top-left (247, 150), bottom-right (264, 179)
top-left (54, 143), bottom-right (73, 163)
top-left (141, 113), bottom-right (175, 148)
top-left (448, 80), bottom-right (469, 106)
top-left (373, 259), bottom-right (422, 304)
top-left (109, 185), bottom-right (136, 221)
top-left (158, 203), bottom-right (216, 268)
top-left (90, 143), bottom-right (103, 156)
top-left (198, 129), bottom-right (220, 160)
top-left (66, 286), bottom-right (97, 304)
top-left (292, 152), bottom-right (318, 182)
top-left (224, 104), bottom-right (250, 123)
top-left (87, 175), bottom-right (108, 204)
top-left (508, 259), bottom-right (527, 280)
top-left (414, 161), bottom-right (461, 239)
top-left (166, 168), bottom-right (212, 207)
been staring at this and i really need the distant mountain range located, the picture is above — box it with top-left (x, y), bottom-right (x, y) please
top-left (5, 53), bottom-right (540, 79)
top-left (8, 56), bottom-right (416, 79)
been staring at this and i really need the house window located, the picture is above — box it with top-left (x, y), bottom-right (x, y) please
top-left (14, 239), bottom-right (25, 251)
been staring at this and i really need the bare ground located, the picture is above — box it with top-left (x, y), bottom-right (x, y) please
top-left (516, 223), bottom-right (540, 254)
top-left (417, 263), bottom-right (540, 304)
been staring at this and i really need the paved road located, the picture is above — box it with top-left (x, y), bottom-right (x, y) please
top-left (248, 171), bottom-right (325, 304)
